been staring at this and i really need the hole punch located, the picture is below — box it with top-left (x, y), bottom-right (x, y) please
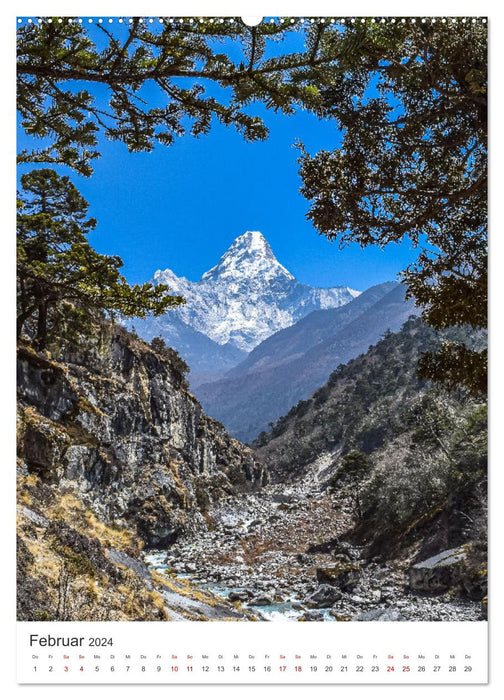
top-left (241, 17), bottom-right (263, 26)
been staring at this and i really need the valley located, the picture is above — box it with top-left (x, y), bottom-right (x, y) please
top-left (17, 310), bottom-right (487, 623)
top-left (146, 478), bottom-right (482, 623)
top-left (15, 17), bottom-right (488, 639)
top-left (144, 318), bottom-right (488, 623)
top-left (133, 231), bottom-right (419, 442)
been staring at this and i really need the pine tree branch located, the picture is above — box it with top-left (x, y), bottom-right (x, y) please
top-left (248, 27), bottom-right (257, 72)
top-left (109, 19), bottom-right (141, 75)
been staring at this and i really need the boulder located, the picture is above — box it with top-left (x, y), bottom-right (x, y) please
top-left (249, 594), bottom-right (274, 606)
top-left (305, 584), bottom-right (342, 608)
top-left (379, 586), bottom-right (395, 603)
top-left (316, 562), bottom-right (362, 592)
top-left (271, 493), bottom-right (296, 504)
top-left (353, 608), bottom-right (406, 621)
top-left (300, 610), bottom-right (324, 621)
top-left (228, 590), bottom-right (251, 603)
top-left (408, 545), bottom-right (470, 593)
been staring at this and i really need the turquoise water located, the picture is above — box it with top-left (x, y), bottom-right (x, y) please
top-left (145, 551), bottom-right (334, 621)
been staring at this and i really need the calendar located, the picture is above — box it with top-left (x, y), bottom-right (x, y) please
top-left (15, 7), bottom-right (489, 688)
top-left (17, 621), bottom-right (488, 683)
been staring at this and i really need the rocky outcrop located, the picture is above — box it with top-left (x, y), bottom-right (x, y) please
top-left (17, 324), bottom-right (267, 548)
top-left (409, 545), bottom-right (487, 600)
top-left (409, 546), bottom-right (470, 592)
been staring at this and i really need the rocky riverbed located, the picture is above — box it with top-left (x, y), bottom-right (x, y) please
top-left (145, 480), bottom-right (483, 622)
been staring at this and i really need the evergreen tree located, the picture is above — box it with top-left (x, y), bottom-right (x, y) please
top-left (330, 450), bottom-right (372, 519)
top-left (297, 20), bottom-right (487, 396)
top-left (17, 169), bottom-right (182, 349)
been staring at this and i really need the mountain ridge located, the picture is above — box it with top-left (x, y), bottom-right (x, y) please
top-left (225, 281), bottom-right (399, 379)
top-left (133, 231), bottom-right (360, 368)
top-left (196, 283), bottom-right (417, 442)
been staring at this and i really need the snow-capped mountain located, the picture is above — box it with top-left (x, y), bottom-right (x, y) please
top-left (146, 231), bottom-right (360, 355)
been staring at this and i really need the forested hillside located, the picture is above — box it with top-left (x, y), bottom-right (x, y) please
top-left (256, 318), bottom-right (487, 565)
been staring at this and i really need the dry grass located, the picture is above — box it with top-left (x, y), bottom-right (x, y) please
top-left (50, 491), bottom-right (141, 553)
top-left (240, 537), bottom-right (279, 565)
top-left (17, 475), bottom-right (168, 621)
top-left (151, 569), bottom-right (221, 607)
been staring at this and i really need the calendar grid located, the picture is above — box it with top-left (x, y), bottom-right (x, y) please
top-left (17, 621), bottom-right (488, 684)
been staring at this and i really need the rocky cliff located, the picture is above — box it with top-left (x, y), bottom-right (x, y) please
top-left (16, 322), bottom-right (266, 621)
top-left (16, 319), bottom-right (487, 623)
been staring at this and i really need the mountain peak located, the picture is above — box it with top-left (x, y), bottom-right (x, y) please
top-left (201, 231), bottom-right (294, 282)
top-left (233, 230), bottom-right (271, 253)
top-left (148, 230), bottom-right (360, 353)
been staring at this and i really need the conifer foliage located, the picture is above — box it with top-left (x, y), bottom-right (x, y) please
top-left (298, 20), bottom-right (487, 395)
top-left (17, 169), bottom-right (181, 349)
top-left (16, 18), bottom-right (488, 396)
top-left (17, 17), bottom-right (327, 176)
top-left (15, 17), bottom-right (337, 347)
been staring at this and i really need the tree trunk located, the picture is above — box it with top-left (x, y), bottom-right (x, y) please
top-left (36, 300), bottom-right (48, 350)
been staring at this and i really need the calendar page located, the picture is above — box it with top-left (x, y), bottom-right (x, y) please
top-left (15, 3), bottom-right (488, 687)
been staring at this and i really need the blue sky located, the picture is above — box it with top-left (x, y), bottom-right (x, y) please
top-left (17, 20), bottom-right (420, 292)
